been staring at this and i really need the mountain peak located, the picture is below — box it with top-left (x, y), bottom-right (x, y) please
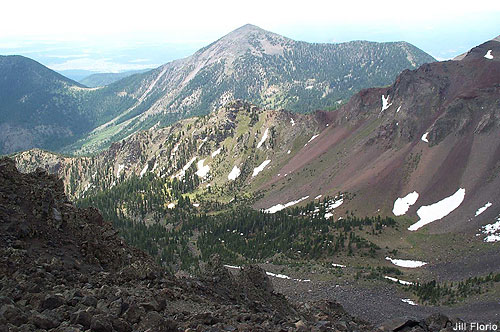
top-left (221, 23), bottom-right (284, 42)
top-left (233, 23), bottom-right (264, 33)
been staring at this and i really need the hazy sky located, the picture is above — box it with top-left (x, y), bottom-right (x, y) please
top-left (1, 0), bottom-right (499, 76)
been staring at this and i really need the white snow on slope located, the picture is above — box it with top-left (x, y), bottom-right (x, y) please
top-left (386, 257), bottom-right (427, 268)
top-left (264, 196), bottom-right (310, 214)
top-left (323, 196), bottom-right (344, 219)
top-left (252, 160), bottom-right (271, 177)
top-left (393, 191), bottom-right (419, 216)
top-left (223, 265), bottom-right (241, 270)
top-left (196, 159), bottom-right (210, 178)
top-left (408, 188), bottom-right (466, 231)
top-left (384, 276), bottom-right (414, 285)
top-left (287, 150), bottom-right (291, 154)
top-left (265, 272), bottom-right (310, 282)
top-left (315, 195), bottom-right (322, 200)
top-left (396, 106), bottom-right (401, 113)
top-left (290, 118), bottom-right (295, 126)
top-left (308, 134), bottom-right (319, 143)
top-left (224, 265), bottom-right (310, 282)
top-left (475, 202), bottom-right (492, 217)
top-left (116, 164), bottom-right (125, 177)
top-left (332, 263), bottom-right (346, 268)
top-left (211, 147), bottom-right (222, 158)
top-left (176, 157), bottom-right (197, 180)
top-left (421, 132), bottom-right (429, 143)
top-left (381, 95), bottom-right (392, 112)
top-left (140, 164), bottom-right (149, 178)
top-left (402, 299), bottom-right (417, 306)
top-left (327, 197), bottom-right (344, 210)
top-left (484, 50), bottom-right (494, 59)
top-left (256, 128), bottom-right (269, 149)
top-left (228, 165), bottom-right (241, 181)
top-left (171, 142), bottom-right (180, 156)
top-left (480, 217), bottom-right (500, 243)
top-left (167, 203), bottom-right (175, 209)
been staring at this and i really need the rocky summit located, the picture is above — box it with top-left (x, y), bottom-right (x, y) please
top-left (0, 158), bottom-right (463, 331)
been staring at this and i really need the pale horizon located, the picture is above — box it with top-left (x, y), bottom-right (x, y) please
top-left (1, 0), bottom-right (499, 76)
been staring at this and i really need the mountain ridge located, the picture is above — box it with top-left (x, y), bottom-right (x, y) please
top-left (0, 24), bottom-right (435, 155)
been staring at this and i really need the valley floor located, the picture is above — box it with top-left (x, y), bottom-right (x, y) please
top-left (252, 254), bottom-right (500, 325)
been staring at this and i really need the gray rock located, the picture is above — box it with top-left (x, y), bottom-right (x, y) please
top-left (71, 309), bottom-right (92, 329)
top-left (82, 295), bottom-right (98, 307)
top-left (0, 304), bottom-right (28, 326)
top-left (90, 314), bottom-right (113, 332)
top-left (32, 312), bottom-right (61, 329)
top-left (40, 294), bottom-right (65, 310)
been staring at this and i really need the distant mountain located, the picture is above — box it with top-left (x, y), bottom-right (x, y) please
top-left (56, 69), bottom-right (99, 81)
top-left (79, 69), bottom-right (152, 87)
top-left (67, 24), bottom-right (434, 154)
top-left (1, 24), bottom-right (435, 155)
top-left (0, 56), bottom-right (97, 154)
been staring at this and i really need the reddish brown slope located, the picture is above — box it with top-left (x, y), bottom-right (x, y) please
top-left (256, 39), bottom-right (500, 234)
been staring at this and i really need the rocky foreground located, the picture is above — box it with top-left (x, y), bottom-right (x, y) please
top-left (0, 157), bottom-right (461, 331)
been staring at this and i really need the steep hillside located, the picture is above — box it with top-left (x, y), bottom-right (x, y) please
top-left (0, 56), bottom-right (95, 154)
top-left (1, 25), bottom-right (434, 155)
top-left (1, 157), bottom-right (379, 331)
top-left (68, 24), bottom-right (434, 154)
top-left (256, 38), bottom-right (500, 235)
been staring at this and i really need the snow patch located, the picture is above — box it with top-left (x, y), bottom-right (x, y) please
top-left (264, 196), bottom-right (310, 214)
top-left (228, 165), bottom-right (241, 181)
top-left (381, 95), bottom-right (392, 112)
top-left (171, 142), bottom-right (180, 156)
top-left (252, 160), bottom-right (271, 177)
top-left (484, 50), bottom-right (494, 60)
top-left (384, 276), bottom-right (414, 285)
top-left (223, 265), bottom-right (241, 270)
top-left (195, 159), bottom-right (210, 178)
top-left (176, 157), bottom-right (197, 180)
top-left (402, 299), bottom-right (417, 306)
top-left (308, 134), bottom-right (319, 143)
top-left (167, 203), bottom-right (175, 209)
top-left (266, 271), bottom-right (310, 282)
top-left (421, 132), bottom-right (429, 143)
top-left (116, 164), bottom-right (125, 177)
top-left (315, 195), bottom-right (322, 200)
top-left (287, 150), bottom-right (291, 154)
top-left (332, 263), bottom-right (346, 268)
top-left (193, 203), bottom-right (200, 207)
top-left (327, 197), bottom-right (344, 210)
top-left (396, 105), bottom-right (401, 113)
top-left (408, 188), bottom-right (466, 231)
top-left (480, 217), bottom-right (500, 243)
top-left (393, 191), bottom-right (419, 216)
top-left (256, 128), bottom-right (269, 149)
top-left (386, 257), bottom-right (427, 268)
top-left (224, 265), bottom-right (309, 282)
top-left (140, 164), bottom-right (149, 178)
top-left (290, 118), bottom-right (295, 126)
top-left (475, 202), bottom-right (492, 217)
top-left (211, 147), bottom-right (222, 158)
